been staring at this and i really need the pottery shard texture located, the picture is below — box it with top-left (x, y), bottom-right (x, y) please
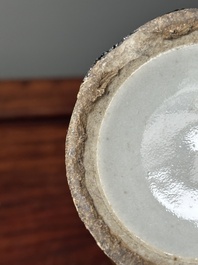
top-left (162, 19), bottom-right (198, 39)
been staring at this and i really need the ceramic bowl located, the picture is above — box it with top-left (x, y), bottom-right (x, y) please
top-left (66, 9), bottom-right (198, 265)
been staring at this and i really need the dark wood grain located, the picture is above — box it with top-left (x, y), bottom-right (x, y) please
top-left (0, 79), bottom-right (82, 119)
top-left (0, 81), bottom-right (112, 265)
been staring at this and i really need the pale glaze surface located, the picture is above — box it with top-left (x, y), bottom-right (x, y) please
top-left (97, 44), bottom-right (198, 258)
top-left (141, 83), bottom-right (198, 223)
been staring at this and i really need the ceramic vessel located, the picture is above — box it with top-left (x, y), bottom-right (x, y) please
top-left (66, 9), bottom-right (198, 265)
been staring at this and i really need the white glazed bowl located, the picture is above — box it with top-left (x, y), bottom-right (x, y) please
top-left (66, 9), bottom-right (198, 265)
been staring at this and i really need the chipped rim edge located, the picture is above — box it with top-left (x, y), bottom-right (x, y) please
top-left (66, 9), bottom-right (198, 265)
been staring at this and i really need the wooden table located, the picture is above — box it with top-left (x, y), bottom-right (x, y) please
top-left (0, 79), bottom-right (112, 265)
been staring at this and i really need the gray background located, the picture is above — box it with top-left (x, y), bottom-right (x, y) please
top-left (1, 1), bottom-right (198, 79)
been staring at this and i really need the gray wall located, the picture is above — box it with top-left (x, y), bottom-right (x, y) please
top-left (0, 1), bottom-right (198, 79)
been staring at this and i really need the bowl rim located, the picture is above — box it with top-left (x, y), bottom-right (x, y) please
top-left (66, 8), bottom-right (198, 265)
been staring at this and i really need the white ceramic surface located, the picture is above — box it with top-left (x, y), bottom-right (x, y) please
top-left (97, 44), bottom-right (198, 258)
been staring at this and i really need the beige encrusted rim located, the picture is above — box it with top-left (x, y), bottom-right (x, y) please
top-left (66, 9), bottom-right (198, 265)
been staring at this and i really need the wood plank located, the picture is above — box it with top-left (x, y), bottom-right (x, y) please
top-left (0, 79), bottom-right (82, 119)
top-left (0, 120), bottom-right (112, 265)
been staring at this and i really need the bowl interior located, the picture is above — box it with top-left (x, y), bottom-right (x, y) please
top-left (97, 44), bottom-right (198, 258)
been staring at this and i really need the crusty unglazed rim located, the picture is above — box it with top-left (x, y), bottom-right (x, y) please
top-left (66, 9), bottom-right (198, 265)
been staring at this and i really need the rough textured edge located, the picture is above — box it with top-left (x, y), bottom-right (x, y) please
top-left (66, 9), bottom-right (198, 265)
